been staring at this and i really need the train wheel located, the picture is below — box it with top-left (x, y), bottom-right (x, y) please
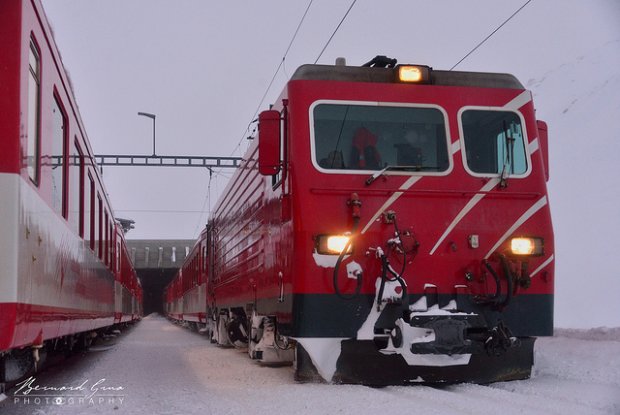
top-left (74, 331), bottom-right (97, 351)
top-left (225, 316), bottom-right (248, 348)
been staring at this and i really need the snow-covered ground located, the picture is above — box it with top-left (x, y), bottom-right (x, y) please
top-left (1, 315), bottom-right (618, 415)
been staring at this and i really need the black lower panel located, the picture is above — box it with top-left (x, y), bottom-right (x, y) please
top-left (291, 293), bottom-right (553, 337)
top-left (328, 338), bottom-right (535, 385)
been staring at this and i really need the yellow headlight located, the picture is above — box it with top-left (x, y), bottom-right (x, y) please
top-left (510, 237), bottom-right (543, 256)
top-left (396, 65), bottom-right (430, 83)
top-left (399, 66), bottom-right (423, 82)
top-left (316, 234), bottom-right (353, 255)
top-left (326, 235), bottom-right (350, 254)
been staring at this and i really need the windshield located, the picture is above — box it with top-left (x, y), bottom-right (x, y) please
top-left (461, 109), bottom-right (528, 176)
top-left (312, 103), bottom-right (450, 172)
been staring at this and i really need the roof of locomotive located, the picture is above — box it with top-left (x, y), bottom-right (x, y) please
top-left (291, 64), bottom-right (524, 89)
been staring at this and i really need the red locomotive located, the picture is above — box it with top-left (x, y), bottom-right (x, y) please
top-left (165, 55), bottom-right (554, 385)
top-left (0, 0), bottom-right (142, 388)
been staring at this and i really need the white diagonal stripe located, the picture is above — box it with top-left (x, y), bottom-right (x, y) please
top-left (451, 140), bottom-right (461, 154)
top-left (504, 90), bottom-right (532, 111)
top-left (484, 196), bottom-right (548, 259)
top-left (530, 254), bottom-right (554, 278)
top-left (528, 137), bottom-right (539, 154)
top-left (429, 178), bottom-right (500, 255)
top-left (361, 176), bottom-right (422, 234)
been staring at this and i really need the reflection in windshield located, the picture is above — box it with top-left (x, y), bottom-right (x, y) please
top-left (313, 103), bottom-right (449, 172)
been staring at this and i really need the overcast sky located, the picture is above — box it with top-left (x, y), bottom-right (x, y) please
top-left (40, 0), bottom-right (620, 328)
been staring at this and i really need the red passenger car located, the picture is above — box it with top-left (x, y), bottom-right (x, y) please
top-left (0, 0), bottom-right (141, 387)
top-left (166, 56), bottom-right (554, 385)
top-left (164, 228), bottom-right (208, 327)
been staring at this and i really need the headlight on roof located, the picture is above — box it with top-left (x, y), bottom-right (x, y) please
top-left (510, 237), bottom-right (544, 256)
top-left (396, 65), bottom-right (431, 84)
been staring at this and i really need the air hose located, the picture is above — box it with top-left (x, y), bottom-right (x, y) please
top-left (375, 248), bottom-right (408, 311)
top-left (375, 216), bottom-right (409, 311)
top-left (478, 254), bottom-right (513, 309)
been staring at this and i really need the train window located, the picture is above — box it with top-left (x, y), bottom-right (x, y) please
top-left (110, 230), bottom-right (115, 273)
top-left (97, 194), bottom-right (103, 259)
top-left (116, 241), bottom-right (121, 273)
top-left (51, 95), bottom-right (67, 217)
top-left (104, 211), bottom-right (109, 266)
top-left (86, 173), bottom-right (93, 249)
top-left (109, 221), bottom-right (114, 267)
top-left (27, 38), bottom-right (41, 184)
top-left (202, 245), bottom-right (207, 273)
top-left (460, 109), bottom-right (528, 176)
top-left (93, 190), bottom-right (99, 254)
top-left (69, 140), bottom-right (83, 235)
top-left (312, 102), bottom-right (450, 174)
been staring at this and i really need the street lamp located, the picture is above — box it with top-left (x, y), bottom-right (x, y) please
top-left (137, 112), bottom-right (156, 156)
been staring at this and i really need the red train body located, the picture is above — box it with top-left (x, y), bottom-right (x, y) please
top-left (164, 229), bottom-right (208, 325)
top-left (165, 59), bottom-right (554, 385)
top-left (0, 0), bottom-right (141, 384)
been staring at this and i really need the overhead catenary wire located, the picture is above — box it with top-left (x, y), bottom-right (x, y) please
top-left (450, 0), bottom-right (534, 70)
top-left (196, 2), bottom-right (314, 238)
top-left (197, 0), bottom-right (358, 239)
top-left (192, 167), bottom-right (214, 237)
top-left (227, 0), bottom-right (315, 160)
top-left (197, 0), bottom-right (521, 240)
top-left (249, 0), bottom-right (315, 126)
top-left (200, 0), bottom-right (523, 238)
top-left (314, 0), bottom-right (357, 64)
top-left (196, 2), bottom-right (316, 239)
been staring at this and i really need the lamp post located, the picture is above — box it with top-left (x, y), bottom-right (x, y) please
top-left (137, 112), bottom-right (156, 156)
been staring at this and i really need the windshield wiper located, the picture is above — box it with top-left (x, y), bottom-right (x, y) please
top-left (365, 165), bottom-right (435, 186)
top-left (499, 121), bottom-right (516, 188)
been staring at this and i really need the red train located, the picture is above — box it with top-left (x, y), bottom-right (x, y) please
top-left (164, 228), bottom-right (208, 326)
top-left (0, 0), bottom-right (141, 387)
top-left (165, 56), bottom-right (554, 385)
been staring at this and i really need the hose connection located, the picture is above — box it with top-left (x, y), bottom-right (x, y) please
top-left (333, 194), bottom-right (363, 300)
top-left (373, 212), bottom-right (418, 311)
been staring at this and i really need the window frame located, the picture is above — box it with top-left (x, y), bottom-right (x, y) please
top-left (27, 35), bottom-right (42, 185)
top-left (67, 138), bottom-right (82, 234)
top-left (457, 106), bottom-right (532, 179)
top-left (97, 194), bottom-right (103, 259)
top-left (87, 172), bottom-right (95, 251)
top-left (104, 211), bottom-right (110, 266)
top-left (51, 91), bottom-right (69, 219)
top-left (309, 99), bottom-right (453, 177)
top-left (109, 221), bottom-right (114, 268)
top-left (73, 140), bottom-right (85, 237)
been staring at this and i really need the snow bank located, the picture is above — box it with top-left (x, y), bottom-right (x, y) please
top-left (554, 327), bottom-right (620, 342)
